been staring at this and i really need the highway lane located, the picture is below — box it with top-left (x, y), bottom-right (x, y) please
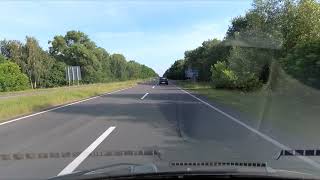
top-left (0, 80), bottom-right (320, 179)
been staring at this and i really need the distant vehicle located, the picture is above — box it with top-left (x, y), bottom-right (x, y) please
top-left (159, 77), bottom-right (168, 85)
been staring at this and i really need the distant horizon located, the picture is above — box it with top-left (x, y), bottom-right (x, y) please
top-left (0, 0), bottom-right (252, 76)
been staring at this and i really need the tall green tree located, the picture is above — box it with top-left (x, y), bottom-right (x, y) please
top-left (25, 37), bottom-right (45, 88)
top-left (0, 40), bottom-right (27, 73)
top-left (281, 0), bottom-right (320, 51)
top-left (109, 54), bottom-right (128, 80)
top-left (127, 61), bottom-right (141, 79)
top-left (39, 54), bottom-right (67, 88)
top-left (95, 48), bottom-right (113, 82)
top-left (164, 59), bottom-right (185, 80)
top-left (183, 39), bottom-right (229, 81)
top-left (282, 40), bottom-right (320, 88)
top-left (1, 30), bottom-right (158, 90)
top-left (49, 31), bottom-right (104, 83)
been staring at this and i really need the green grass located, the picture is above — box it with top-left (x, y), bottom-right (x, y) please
top-left (177, 74), bottom-right (320, 141)
top-left (177, 81), bottom-right (266, 121)
top-left (0, 80), bottom-right (141, 122)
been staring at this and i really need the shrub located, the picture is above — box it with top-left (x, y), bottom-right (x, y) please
top-left (227, 47), bottom-right (264, 90)
top-left (233, 73), bottom-right (262, 91)
top-left (211, 61), bottom-right (237, 88)
top-left (0, 61), bottom-right (29, 92)
top-left (211, 58), bottom-right (263, 91)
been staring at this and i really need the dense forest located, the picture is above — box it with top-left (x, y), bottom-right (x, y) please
top-left (0, 31), bottom-right (157, 92)
top-left (164, 0), bottom-right (320, 91)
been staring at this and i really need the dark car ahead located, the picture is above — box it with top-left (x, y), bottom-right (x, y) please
top-left (159, 77), bottom-right (168, 85)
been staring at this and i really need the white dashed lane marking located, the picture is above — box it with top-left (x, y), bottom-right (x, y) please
top-left (58, 126), bottom-right (116, 176)
top-left (141, 93), bottom-right (149, 100)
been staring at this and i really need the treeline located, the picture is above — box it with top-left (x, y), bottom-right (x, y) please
top-left (0, 31), bottom-right (157, 92)
top-left (165, 0), bottom-right (320, 91)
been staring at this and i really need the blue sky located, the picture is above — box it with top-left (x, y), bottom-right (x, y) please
top-left (0, 0), bottom-right (252, 75)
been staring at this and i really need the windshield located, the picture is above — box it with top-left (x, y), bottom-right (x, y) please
top-left (1, 0), bottom-right (320, 179)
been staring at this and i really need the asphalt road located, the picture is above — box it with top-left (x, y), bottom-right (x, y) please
top-left (0, 80), bottom-right (320, 179)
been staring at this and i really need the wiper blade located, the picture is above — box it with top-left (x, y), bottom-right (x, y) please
top-left (49, 163), bottom-right (140, 180)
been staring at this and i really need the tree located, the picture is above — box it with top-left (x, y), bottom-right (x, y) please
top-left (49, 35), bottom-right (67, 60)
top-left (95, 48), bottom-right (113, 82)
top-left (127, 61), bottom-right (141, 79)
top-left (0, 40), bottom-right (27, 73)
top-left (211, 61), bottom-right (237, 88)
top-left (281, 0), bottom-right (320, 51)
top-left (140, 65), bottom-right (157, 78)
top-left (39, 56), bottom-right (67, 88)
top-left (164, 0), bottom-right (320, 91)
top-left (109, 54), bottom-right (128, 80)
top-left (183, 39), bottom-right (229, 81)
top-left (282, 39), bottom-right (320, 88)
top-left (25, 37), bottom-right (45, 88)
top-left (1, 38), bottom-right (69, 88)
top-left (1, 30), bottom-right (157, 91)
top-left (49, 31), bottom-right (104, 83)
top-left (226, 16), bottom-right (249, 38)
top-left (164, 59), bottom-right (185, 80)
top-left (279, 0), bottom-right (320, 88)
top-left (228, 47), bottom-right (267, 90)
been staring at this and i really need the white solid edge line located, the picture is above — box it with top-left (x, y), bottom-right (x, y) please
top-left (0, 86), bottom-right (134, 127)
top-left (58, 126), bottom-right (116, 176)
top-left (141, 93), bottom-right (149, 100)
top-left (176, 86), bottom-right (320, 170)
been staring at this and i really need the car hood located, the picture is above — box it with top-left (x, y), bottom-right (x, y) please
top-left (49, 162), bottom-right (319, 180)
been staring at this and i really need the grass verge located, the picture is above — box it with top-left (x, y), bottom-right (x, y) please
top-left (0, 80), bottom-right (141, 122)
top-left (176, 73), bottom-right (320, 142)
top-left (176, 81), bottom-right (266, 118)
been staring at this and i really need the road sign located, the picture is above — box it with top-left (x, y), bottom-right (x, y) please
top-left (66, 66), bottom-right (81, 86)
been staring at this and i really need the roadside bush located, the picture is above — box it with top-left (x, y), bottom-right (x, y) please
top-left (0, 61), bottom-right (29, 92)
top-left (228, 47), bottom-right (264, 90)
top-left (234, 73), bottom-right (262, 91)
top-left (211, 61), bottom-right (237, 88)
top-left (211, 47), bottom-right (264, 91)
